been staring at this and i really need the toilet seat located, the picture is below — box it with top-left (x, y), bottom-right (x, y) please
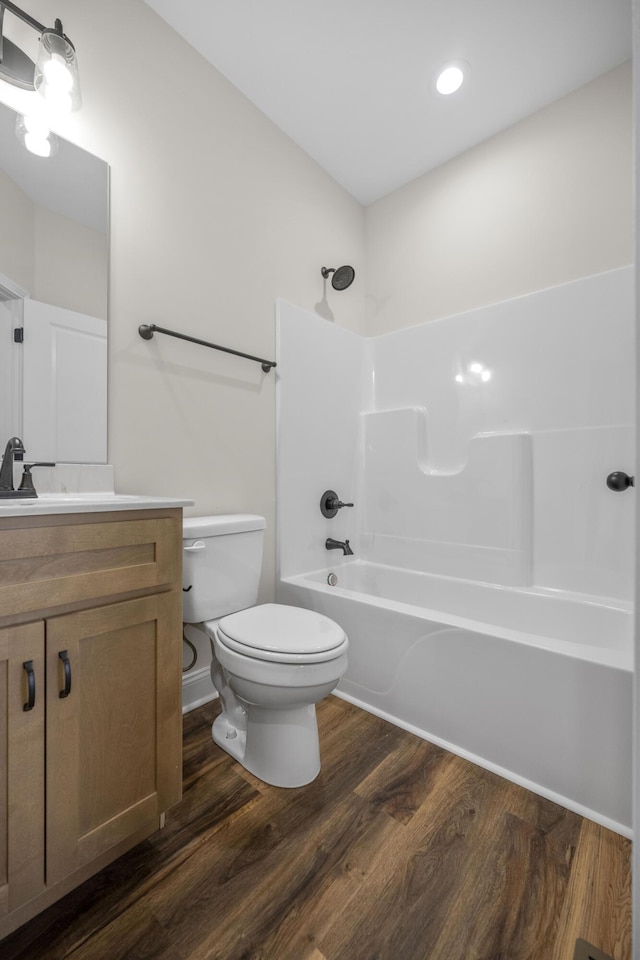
top-left (216, 602), bottom-right (348, 664)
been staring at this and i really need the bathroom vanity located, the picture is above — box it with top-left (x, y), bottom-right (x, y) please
top-left (0, 496), bottom-right (189, 940)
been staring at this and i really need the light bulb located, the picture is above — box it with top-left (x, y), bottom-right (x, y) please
top-left (43, 88), bottom-right (73, 113)
top-left (34, 25), bottom-right (82, 112)
top-left (43, 54), bottom-right (74, 93)
top-left (24, 132), bottom-right (52, 157)
top-left (23, 114), bottom-right (50, 139)
top-left (16, 114), bottom-right (58, 157)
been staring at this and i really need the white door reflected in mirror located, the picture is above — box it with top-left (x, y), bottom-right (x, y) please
top-left (22, 298), bottom-right (107, 463)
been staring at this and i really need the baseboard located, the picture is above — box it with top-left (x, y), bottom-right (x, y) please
top-left (182, 665), bottom-right (217, 714)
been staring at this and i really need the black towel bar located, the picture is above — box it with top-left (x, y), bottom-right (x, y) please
top-left (138, 323), bottom-right (276, 373)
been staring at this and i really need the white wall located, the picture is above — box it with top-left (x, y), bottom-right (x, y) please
top-left (34, 206), bottom-right (107, 319)
top-left (0, 164), bottom-right (107, 317)
top-left (365, 62), bottom-right (632, 335)
top-left (0, 0), bottom-right (366, 602)
top-left (0, 166), bottom-right (34, 291)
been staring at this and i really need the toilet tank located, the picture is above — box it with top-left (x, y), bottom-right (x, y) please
top-left (182, 514), bottom-right (266, 623)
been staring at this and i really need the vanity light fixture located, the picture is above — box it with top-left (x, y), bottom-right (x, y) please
top-left (0, 1), bottom-right (81, 112)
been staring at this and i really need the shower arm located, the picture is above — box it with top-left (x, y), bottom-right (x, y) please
top-left (138, 323), bottom-right (276, 373)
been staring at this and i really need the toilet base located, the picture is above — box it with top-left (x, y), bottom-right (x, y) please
top-left (213, 702), bottom-right (321, 788)
top-left (212, 712), bottom-right (247, 763)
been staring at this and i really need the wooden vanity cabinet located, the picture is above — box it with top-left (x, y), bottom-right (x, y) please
top-left (0, 509), bottom-right (183, 940)
top-left (0, 621), bottom-right (46, 917)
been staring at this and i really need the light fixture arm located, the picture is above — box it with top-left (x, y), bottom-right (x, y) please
top-left (0, 4), bottom-right (73, 48)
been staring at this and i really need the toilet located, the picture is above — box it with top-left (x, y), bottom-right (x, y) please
top-left (182, 514), bottom-right (348, 787)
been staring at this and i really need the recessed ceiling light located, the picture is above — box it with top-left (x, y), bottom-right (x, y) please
top-left (435, 63), bottom-right (466, 96)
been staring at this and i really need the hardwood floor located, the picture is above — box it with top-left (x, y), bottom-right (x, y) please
top-left (1, 697), bottom-right (631, 960)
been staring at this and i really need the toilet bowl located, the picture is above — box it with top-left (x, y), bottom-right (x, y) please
top-left (206, 603), bottom-right (348, 787)
top-left (182, 515), bottom-right (349, 788)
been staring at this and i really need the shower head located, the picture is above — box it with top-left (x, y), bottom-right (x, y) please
top-left (321, 265), bottom-right (355, 291)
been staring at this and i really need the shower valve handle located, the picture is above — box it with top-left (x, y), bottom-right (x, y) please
top-left (330, 498), bottom-right (354, 510)
top-left (606, 471), bottom-right (635, 492)
top-left (320, 490), bottom-right (354, 518)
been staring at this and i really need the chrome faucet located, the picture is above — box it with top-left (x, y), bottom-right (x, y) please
top-left (0, 437), bottom-right (25, 498)
top-left (325, 537), bottom-right (354, 556)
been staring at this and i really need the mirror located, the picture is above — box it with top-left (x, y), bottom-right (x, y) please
top-left (0, 98), bottom-right (108, 464)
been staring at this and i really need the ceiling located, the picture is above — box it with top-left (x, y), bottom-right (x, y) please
top-left (144, 0), bottom-right (631, 206)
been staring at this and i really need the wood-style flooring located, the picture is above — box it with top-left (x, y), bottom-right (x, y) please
top-left (1, 697), bottom-right (632, 960)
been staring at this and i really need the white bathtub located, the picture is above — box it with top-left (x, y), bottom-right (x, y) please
top-left (278, 561), bottom-right (633, 835)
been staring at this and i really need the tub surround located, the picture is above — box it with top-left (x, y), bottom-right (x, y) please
top-left (277, 266), bottom-right (635, 600)
top-left (276, 298), bottom-right (366, 582)
top-left (276, 266), bottom-right (634, 834)
top-left (363, 410), bottom-right (532, 585)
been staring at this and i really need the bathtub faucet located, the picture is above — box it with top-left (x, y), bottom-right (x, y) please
top-left (325, 537), bottom-right (354, 556)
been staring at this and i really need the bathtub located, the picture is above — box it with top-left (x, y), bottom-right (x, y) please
top-left (278, 561), bottom-right (633, 835)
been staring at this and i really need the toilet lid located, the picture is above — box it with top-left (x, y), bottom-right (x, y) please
top-left (217, 603), bottom-right (347, 662)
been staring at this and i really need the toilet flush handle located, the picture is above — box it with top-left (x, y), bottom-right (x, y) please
top-left (184, 540), bottom-right (206, 552)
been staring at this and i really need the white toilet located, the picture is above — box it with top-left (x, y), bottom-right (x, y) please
top-left (182, 514), bottom-right (348, 787)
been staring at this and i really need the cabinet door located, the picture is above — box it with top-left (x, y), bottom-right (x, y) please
top-left (0, 622), bottom-right (45, 915)
top-left (45, 592), bottom-right (182, 886)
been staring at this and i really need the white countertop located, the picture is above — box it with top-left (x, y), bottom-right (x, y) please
top-left (0, 494), bottom-right (194, 517)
